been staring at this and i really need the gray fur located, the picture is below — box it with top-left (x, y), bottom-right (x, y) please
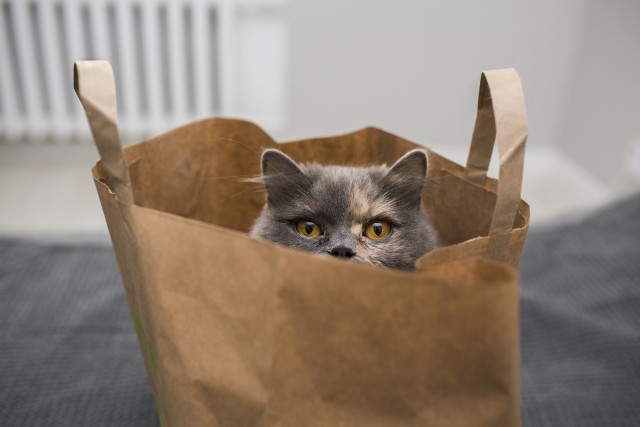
top-left (250, 149), bottom-right (439, 270)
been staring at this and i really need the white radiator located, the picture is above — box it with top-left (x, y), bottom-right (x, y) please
top-left (0, 0), bottom-right (286, 144)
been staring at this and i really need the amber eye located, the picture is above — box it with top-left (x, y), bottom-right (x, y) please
top-left (364, 220), bottom-right (391, 240)
top-left (296, 220), bottom-right (322, 238)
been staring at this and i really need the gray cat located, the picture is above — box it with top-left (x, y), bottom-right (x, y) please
top-left (250, 149), bottom-right (439, 270)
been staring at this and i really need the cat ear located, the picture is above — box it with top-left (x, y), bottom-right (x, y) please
top-left (261, 149), bottom-right (303, 177)
top-left (382, 149), bottom-right (428, 206)
top-left (261, 149), bottom-right (308, 205)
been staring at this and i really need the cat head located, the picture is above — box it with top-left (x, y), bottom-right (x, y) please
top-left (250, 149), bottom-right (439, 270)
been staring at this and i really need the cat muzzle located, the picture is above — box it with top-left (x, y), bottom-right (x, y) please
top-left (329, 246), bottom-right (356, 258)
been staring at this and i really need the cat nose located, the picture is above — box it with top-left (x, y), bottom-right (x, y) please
top-left (329, 246), bottom-right (355, 258)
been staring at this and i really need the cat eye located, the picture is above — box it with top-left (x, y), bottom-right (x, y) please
top-left (364, 220), bottom-right (391, 240)
top-left (296, 220), bottom-right (322, 238)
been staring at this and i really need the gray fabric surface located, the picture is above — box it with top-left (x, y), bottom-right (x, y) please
top-left (520, 193), bottom-right (640, 426)
top-left (1, 194), bottom-right (639, 426)
top-left (0, 240), bottom-right (158, 426)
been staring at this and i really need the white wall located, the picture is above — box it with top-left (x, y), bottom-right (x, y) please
top-left (557, 0), bottom-right (640, 191)
top-left (282, 0), bottom-right (585, 146)
top-left (280, 0), bottom-right (640, 194)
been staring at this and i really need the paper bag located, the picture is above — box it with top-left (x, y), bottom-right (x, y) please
top-left (74, 60), bottom-right (529, 427)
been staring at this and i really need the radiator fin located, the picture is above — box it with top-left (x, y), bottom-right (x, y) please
top-left (0, 0), bottom-right (285, 144)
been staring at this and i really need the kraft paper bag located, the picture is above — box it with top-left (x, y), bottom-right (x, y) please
top-left (74, 60), bottom-right (529, 427)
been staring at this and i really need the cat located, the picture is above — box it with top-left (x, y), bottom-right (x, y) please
top-left (249, 149), bottom-right (439, 270)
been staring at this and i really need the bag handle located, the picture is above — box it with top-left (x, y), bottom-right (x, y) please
top-left (463, 68), bottom-right (527, 235)
top-left (74, 60), bottom-right (134, 205)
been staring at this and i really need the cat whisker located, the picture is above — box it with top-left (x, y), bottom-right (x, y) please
top-left (221, 186), bottom-right (264, 203)
top-left (425, 175), bottom-right (453, 184)
top-left (197, 174), bottom-right (258, 181)
top-left (213, 137), bottom-right (268, 157)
